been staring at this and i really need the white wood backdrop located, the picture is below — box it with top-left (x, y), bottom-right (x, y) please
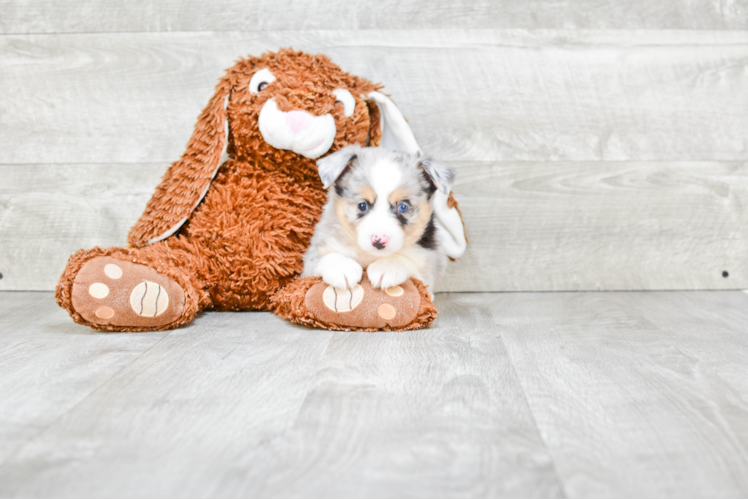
top-left (1, 1), bottom-right (747, 292)
top-left (1, 0), bottom-right (747, 32)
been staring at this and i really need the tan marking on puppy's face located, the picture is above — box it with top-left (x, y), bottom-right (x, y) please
top-left (402, 201), bottom-right (434, 247)
top-left (386, 186), bottom-right (434, 248)
top-left (361, 185), bottom-right (376, 205)
top-left (335, 199), bottom-right (359, 241)
top-left (386, 187), bottom-right (409, 208)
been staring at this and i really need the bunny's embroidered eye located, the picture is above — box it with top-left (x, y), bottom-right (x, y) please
top-left (249, 68), bottom-right (276, 94)
top-left (397, 203), bottom-right (409, 213)
top-left (333, 89), bottom-right (355, 117)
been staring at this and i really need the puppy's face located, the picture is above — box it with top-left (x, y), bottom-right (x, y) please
top-left (320, 147), bottom-right (455, 257)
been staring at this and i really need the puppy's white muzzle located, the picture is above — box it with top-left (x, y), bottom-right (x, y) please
top-left (258, 98), bottom-right (336, 159)
top-left (357, 210), bottom-right (405, 257)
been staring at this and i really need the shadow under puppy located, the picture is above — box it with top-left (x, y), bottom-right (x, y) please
top-left (303, 145), bottom-right (455, 295)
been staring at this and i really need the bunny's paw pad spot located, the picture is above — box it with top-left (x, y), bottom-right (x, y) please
top-left (322, 284), bottom-right (364, 312)
top-left (129, 281), bottom-right (169, 317)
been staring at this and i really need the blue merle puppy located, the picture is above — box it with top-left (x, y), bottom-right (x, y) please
top-left (302, 145), bottom-right (455, 294)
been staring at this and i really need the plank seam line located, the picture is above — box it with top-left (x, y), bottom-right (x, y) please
top-left (2, 28), bottom-right (748, 36)
top-left (0, 326), bottom-right (176, 479)
top-left (0, 162), bottom-right (168, 167)
top-left (495, 327), bottom-right (570, 498)
top-left (2, 160), bottom-right (747, 167)
top-left (3, 288), bottom-right (748, 294)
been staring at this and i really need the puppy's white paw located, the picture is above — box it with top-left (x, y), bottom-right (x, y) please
top-left (316, 254), bottom-right (363, 290)
top-left (367, 258), bottom-right (410, 289)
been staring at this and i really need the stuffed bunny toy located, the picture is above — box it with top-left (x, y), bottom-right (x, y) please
top-left (55, 49), bottom-right (467, 332)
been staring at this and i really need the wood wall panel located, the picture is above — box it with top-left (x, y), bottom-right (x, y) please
top-left (3, 161), bottom-right (746, 292)
top-left (1, 0), bottom-right (746, 34)
top-left (0, 163), bottom-right (163, 290)
top-left (1, 30), bottom-right (746, 165)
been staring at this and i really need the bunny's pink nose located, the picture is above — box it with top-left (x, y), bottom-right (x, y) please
top-left (371, 235), bottom-right (389, 250)
top-left (286, 111), bottom-right (313, 133)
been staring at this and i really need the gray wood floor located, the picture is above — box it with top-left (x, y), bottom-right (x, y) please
top-left (1, 291), bottom-right (747, 497)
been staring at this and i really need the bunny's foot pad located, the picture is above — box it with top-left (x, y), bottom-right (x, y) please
top-left (71, 257), bottom-right (185, 328)
top-left (272, 274), bottom-right (437, 331)
top-left (56, 247), bottom-right (198, 332)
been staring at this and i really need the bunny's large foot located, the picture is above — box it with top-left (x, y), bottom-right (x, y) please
top-left (272, 273), bottom-right (437, 331)
top-left (56, 247), bottom-right (199, 331)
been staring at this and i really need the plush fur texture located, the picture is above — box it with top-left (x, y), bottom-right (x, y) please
top-left (55, 49), bottom-right (464, 332)
top-left (128, 50), bottom-right (381, 248)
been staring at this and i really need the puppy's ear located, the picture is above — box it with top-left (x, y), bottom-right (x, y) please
top-left (317, 144), bottom-right (361, 189)
top-left (420, 157), bottom-right (455, 195)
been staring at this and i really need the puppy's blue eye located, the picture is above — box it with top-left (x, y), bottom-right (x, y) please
top-left (358, 201), bottom-right (368, 212)
top-left (397, 203), bottom-right (409, 213)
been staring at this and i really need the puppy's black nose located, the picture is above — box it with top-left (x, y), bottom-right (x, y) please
top-left (371, 235), bottom-right (388, 250)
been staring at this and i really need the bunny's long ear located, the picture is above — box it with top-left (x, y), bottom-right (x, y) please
top-left (128, 77), bottom-right (232, 247)
top-left (364, 91), bottom-right (421, 154)
top-left (365, 91), bottom-right (468, 260)
top-left (433, 191), bottom-right (468, 260)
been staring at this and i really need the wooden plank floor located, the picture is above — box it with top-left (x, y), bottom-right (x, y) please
top-left (1, 291), bottom-right (747, 497)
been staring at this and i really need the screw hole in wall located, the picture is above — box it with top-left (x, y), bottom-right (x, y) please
top-left (722, 270), bottom-right (729, 278)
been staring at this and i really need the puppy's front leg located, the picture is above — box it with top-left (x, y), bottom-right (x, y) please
top-left (367, 255), bottom-right (420, 289)
top-left (314, 253), bottom-right (363, 290)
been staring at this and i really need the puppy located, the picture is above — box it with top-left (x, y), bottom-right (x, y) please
top-left (302, 145), bottom-right (455, 293)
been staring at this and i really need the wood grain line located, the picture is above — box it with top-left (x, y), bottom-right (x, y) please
top-left (2, 161), bottom-right (746, 292)
top-left (1, 30), bottom-right (746, 164)
top-left (1, 0), bottom-right (747, 33)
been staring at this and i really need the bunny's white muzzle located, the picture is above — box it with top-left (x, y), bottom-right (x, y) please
top-left (258, 98), bottom-right (336, 159)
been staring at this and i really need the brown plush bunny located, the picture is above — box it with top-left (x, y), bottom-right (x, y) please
top-left (55, 49), bottom-right (467, 332)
